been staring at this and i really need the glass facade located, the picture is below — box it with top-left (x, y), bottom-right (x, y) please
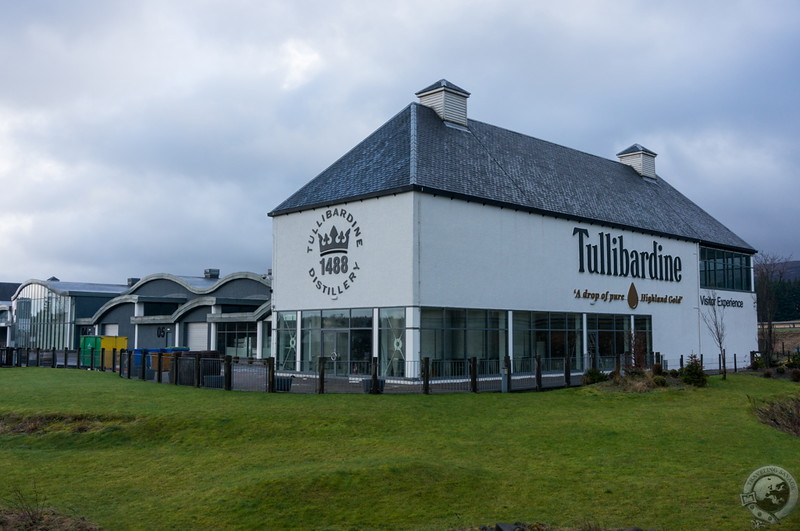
top-left (13, 284), bottom-right (76, 349)
top-left (276, 311), bottom-right (297, 370)
top-left (512, 311), bottom-right (583, 373)
top-left (300, 308), bottom-right (373, 374)
top-left (699, 246), bottom-right (752, 291)
top-left (276, 306), bottom-right (655, 378)
top-left (216, 322), bottom-right (257, 357)
top-left (585, 314), bottom-right (651, 369)
top-left (420, 308), bottom-right (508, 362)
top-left (379, 308), bottom-right (405, 376)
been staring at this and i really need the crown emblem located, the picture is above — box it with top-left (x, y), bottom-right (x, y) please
top-left (318, 225), bottom-right (350, 255)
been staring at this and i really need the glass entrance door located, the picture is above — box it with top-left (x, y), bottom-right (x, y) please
top-left (322, 330), bottom-right (349, 376)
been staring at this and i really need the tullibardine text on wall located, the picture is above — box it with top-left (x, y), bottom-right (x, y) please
top-left (573, 227), bottom-right (682, 282)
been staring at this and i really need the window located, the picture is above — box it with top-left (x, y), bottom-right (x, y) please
top-left (216, 322), bottom-right (257, 357)
top-left (379, 308), bottom-right (405, 376)
top-left (13, 284), bottom-right (75, 349)
top-left (300, 308), bottom-right (373, 374)
top-left (586, 314), bottom-right (652, 370)
top-left (699, 247), bottom-right (752, 291)
top-left (512, 311), bottom-right (582, 373)
top-left (276, 311), bottom-right (297, 370)
top-left (420, 307), bottom-right (507, 367)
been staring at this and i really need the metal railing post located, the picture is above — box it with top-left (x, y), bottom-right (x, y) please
top-left (267, 357), bottom-right (275, 393)
top-left (195, 352), bottom-right (202, 388)
top-left (469, 357), bottom-right (478, 393)
top-left (504, 355), bottom-right (512, 393)
top-left (422, 357), bottom-right (430, 395)
top-left (317, 356), bottom-right (326, 394)
top-left (370, 356), bottom-right (380, 394)
top-left (224, 355), bottom-right (232, 391)
top-left (535, 355), bottom-right (542, 392)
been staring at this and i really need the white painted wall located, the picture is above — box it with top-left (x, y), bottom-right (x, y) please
top-left (272, 192), bottom-right (758, 369)
top-left (697, 288), bottom-right (759, 368)
top-left (272, 194), bottom-right (416, 311)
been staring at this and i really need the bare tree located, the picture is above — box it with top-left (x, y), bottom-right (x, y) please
top-left (700, 290), bottom-right (726, 379)
top-left (754, 252), bottom-right (791, 367)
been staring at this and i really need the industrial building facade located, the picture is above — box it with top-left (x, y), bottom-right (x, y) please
top-left (10, 270), bottom-right (271, 356)
top-left (268, 80), bottom-right (757, 376)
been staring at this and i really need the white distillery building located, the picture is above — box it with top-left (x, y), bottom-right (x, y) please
top-left (268, 80), bottom-right (757, 379)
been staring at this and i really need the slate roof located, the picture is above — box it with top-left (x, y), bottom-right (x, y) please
top-left (270, 101), bottom-right (754, 253)
top-left (0, 282), bottom-right (20, 304)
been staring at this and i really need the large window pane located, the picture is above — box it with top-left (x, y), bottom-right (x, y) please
top-left (380, 307), bottom-right (405, 329)
top-left (351, 308), bottom-right (372, 328)
top-left (322, 309), bottom-right (348, 329)
top-left (302, 311), bottom-right (321, 329)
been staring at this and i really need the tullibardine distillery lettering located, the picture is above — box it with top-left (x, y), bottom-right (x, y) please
top-left (573, 228), bottom-right (682, 282)
top-left (306, 208), bottom-right (363, 253)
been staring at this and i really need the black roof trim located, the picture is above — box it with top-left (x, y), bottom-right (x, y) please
top-left (269, 185), bottom-right (416, 217)
top-left (617, 143), bottom-right (657, 157)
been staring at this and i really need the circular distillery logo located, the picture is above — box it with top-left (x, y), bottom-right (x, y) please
top-left (305, 207), bottom-right (364, 298)
top-left (740, 466), bottom-right (798, 526)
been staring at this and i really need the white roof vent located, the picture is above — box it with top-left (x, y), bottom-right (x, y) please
top-left (617, 144), bottom-right (657, 179)
top-left (415, 79), bottom-right (470, 127)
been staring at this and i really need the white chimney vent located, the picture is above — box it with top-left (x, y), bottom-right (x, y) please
top-left (415, 79), bottom-right (470, 127)
top-left (617, 144), bottom-right (657, 179)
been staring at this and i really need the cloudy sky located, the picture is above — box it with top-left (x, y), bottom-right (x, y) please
top-left (1, 0), bottom-right (798, 284)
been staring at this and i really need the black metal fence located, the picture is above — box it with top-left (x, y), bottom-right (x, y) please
top-left (0, 346), bottom-right (699, 395)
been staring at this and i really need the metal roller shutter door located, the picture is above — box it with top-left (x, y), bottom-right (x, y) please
top-left (187, 323), bottom-right (208, 351)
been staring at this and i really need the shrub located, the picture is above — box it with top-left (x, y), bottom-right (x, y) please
top-left (628, 378), bottom-right (654, 393)
top-left (652, 363), bottom-right (663, 376)
top-left (763, 369), bottom-right (773, 379)
top-left (750, 355), bottom-right (763, 370)
top-left (652, 375), bottom-right (667, 387)
top-left (792, 369), bottom-right (800, 383)
top-left (625, 366), bottom-right (646, 378)
top-left (777, 366), bottom-right (786, 375)
top-left (582, 368), bottom-right (609, 385)
top-left (669, 369), bottom-right (679, 378)
top-left (682, 354), bottom-right (707, 387)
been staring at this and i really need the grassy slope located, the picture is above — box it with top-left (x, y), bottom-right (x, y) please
top-left (1, 369), bottom-right (799, 530)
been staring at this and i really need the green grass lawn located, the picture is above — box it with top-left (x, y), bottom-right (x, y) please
top-left (1, 369), bottom-right (799, 530)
